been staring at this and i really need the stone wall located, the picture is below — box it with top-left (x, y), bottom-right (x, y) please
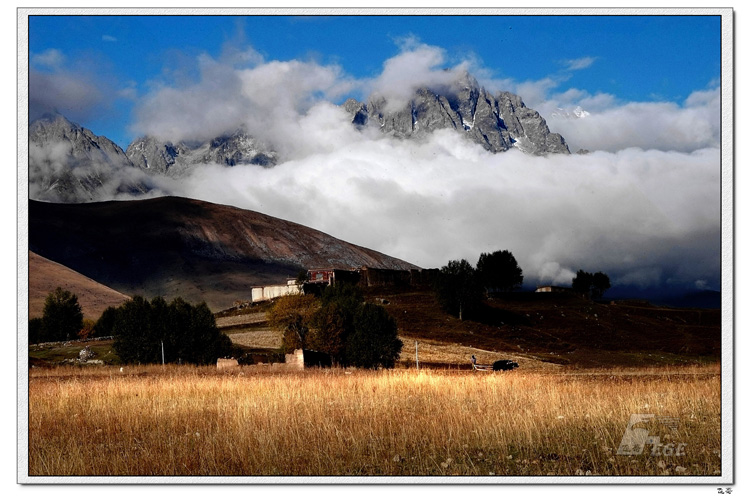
top-left (251, 283), bottom-right (301, 303)
top-left (216, 358), bottom-right (240, 370)
top-left (359, 267), bottom-right (439, 288)
top-left (284, 349), bottom-right (305, 371)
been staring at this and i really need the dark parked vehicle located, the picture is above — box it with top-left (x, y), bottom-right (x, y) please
top-left (492, 360), bottom-right (519, 371)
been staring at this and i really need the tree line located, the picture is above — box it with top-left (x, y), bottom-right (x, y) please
top-left (434, 249), bottom-right (611, 320)
top-left (29, 288), bottom-right (231, 365)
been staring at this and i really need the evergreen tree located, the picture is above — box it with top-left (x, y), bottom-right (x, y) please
top-left (93, 306), bottom-right (118, 337)
top-left (40, 288), bottom-right (84, 342)
top-left (112, 296), bottom-right (158, 364)
top-left (112, 296), bottom-right (230, 365)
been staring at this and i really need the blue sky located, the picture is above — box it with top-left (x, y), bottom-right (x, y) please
top-left (29, 14), bottom-right (721, 148)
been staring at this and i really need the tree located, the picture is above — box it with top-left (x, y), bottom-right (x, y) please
top-left (572, 270), bottom-right (611, 300)
top-left (267, 283), bottom-right (402, 369)
top-left (28, 318), bottom-right (43, 344)
top-left (591, 272), bottom-right (612, 300)
top-left (434, 259), bottom-right (482, 320)
top-left (112, 296), bottom-right (158, 364)
top-left (345, 303), bottom-right (403, 369)
top-left (295, 269), bottom-right (309, 287)
top-left (307, 283), bottom-right (362, 364)
top-left (308, 301), bottom-right (349, 362)
top-left (93, 306), bottom-right (118, 337)
top-left (40, 288), bottom-right (84, 342)
top-left (179, 301), bottom-right (232, 365)
top-left (476, 250), bottom-right (524, 293)
top-left (268, 294), bottom-right (319, 353)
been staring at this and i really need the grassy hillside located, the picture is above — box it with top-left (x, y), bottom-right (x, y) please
top-left (360, 288), bottom-right (721, 368)
top-left (28, 251), bottom-right (130, 320)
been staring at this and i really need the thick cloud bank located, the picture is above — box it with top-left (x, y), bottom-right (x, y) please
top-left (31, 42), bottom-right (722, 295)
top-left (542, 87), bottom-right (721, 153)
top-left (152, 106), bottom-right (720, 293)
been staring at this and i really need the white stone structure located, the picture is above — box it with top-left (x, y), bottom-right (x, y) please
top-left (251, 279), bottom-right (301, 303)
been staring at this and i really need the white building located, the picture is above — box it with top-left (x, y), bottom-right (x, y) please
top-left (251, 279), bottom-right (301, 302)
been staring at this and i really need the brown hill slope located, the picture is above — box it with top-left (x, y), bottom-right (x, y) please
top-left (28, 197), bottom-right (418, 310)
top-left (362, 288), bottom-right (721, 368)
top-left (28, 251), bottom-right (130, 320)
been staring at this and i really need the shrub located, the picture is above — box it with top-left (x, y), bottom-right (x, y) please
top-left (77, 318), bottom-right (96, 340)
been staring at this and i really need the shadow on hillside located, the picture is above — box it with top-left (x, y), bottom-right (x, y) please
top-left (470, 303), bottom-right (532, 328)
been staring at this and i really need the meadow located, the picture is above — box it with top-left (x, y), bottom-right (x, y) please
top-left (27, 364), bottom-right (721, 477)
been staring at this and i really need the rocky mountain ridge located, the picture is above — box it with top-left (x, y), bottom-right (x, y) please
top-left (28, 72), bottom-right (571, 202)
top-left (343, 73), bottom-right (570, 155)
top-left (125, 127), bottom-right (278, 176)
top-left (28, 113), bottom-right (151, 202)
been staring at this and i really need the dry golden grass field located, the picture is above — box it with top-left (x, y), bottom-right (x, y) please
top-left (27, 364), bottom-right (721, 477)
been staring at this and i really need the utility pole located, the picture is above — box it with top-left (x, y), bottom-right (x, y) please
top-left (161, 341), bottom-right (165, 365)
top-left (415, 341), bottom-right (419, 370)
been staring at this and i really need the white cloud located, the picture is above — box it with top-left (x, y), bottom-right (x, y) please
top-left (28, 48), bottom-right (127, 124)
top-left (31, 48), bottom-right (65, 69)
top-left (131, 54), bottom-right (356, 152)
top-left (29, 68), bottom-right (105, 122)
top-left (365, 40), bottom-right (468, 111)
top-left (54, 40), bottom-right (720, 295)
top-left (561, 56), bottom-right (597, 71)
top-left (543, 86), bottom-right (720, 153)
top-left (147, 118), bottom-right (720, 293)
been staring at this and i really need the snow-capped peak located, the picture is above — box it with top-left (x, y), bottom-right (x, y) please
top-left (551, 106), bottom-right (590, 119)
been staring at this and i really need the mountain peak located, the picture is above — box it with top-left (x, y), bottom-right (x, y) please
top-left (126, 128), bottom-right (278, 176)
top-left (29, 114), bottom-right (150, 203)
top-left (344, 72), bottom-right (570, 155)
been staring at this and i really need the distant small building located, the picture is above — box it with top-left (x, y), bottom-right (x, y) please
top-left (535, 285), bottom-right (571, 293)
top-left (251, 280), bottom-right (301, 303)
top-left (250, 266), bottom-right (436, 303)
